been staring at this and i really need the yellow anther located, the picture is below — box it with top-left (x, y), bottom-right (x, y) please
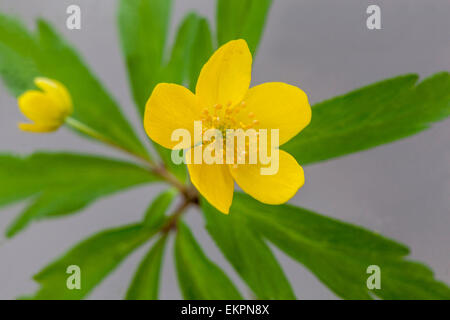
top-left (248, 112), bottom-right (255, 118)
top-left (253, 119), bottom-right (260, 125)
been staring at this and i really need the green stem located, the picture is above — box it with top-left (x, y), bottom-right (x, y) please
top-left (65, 117), bottom-right (193, 197)
top-left (65, 117), bottom-right (152, 164)
top-left (161, 198), bottom-right (192, 233)
top-left (65, 117), bottom-right (200, 229)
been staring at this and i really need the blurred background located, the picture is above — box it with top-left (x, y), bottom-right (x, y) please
top-left (0, 0), bottom-right (449, 299)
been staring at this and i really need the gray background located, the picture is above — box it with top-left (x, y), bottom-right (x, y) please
top-left (0, 0), bottom-right (449, 299)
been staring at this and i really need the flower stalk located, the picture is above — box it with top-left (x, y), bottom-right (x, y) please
top-left (65, 116), bottom-right (198, 224)
top-left (161, 198), bottom-right (192, 233)
top-left (65, 116), bottom-right (153, 165)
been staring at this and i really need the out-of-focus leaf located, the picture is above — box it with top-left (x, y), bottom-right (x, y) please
top-left (174, 222), bottom-right (242, 300)
top-left (152, 13), bottom-right (213, 181)
top-left (187, 17), bottom-right (213, 90)
top-left (0, 42), bottom-right (37, 96)
top-left (202, 200), bottom-right (295, 299)
top-left (0, 14), bottom-right (148, 159)
top-left (126, 235), bottom-right (167, 300)
top-left (118, 2), bottom-right (213, 108)
top-left (117, 0), bottom-right (172, 116)
top-left (163, 13), bottom-right (202, 85)
top-left (217, 0), bottom-right (272, 54)
top-left (0, 14), bottom-right (38, 94)
top-left (30, 223), bottom-right (157, 300)
top-left (0, 153), bottom-right (157, 237)
top-left (284, 73), bottom-right (450, 165)
top-left (163, 13), bottom-right (213, 91)
top-left (118, 3), bottom-right (213, 180)
top-left (232, 193), bottom-right (450, 300)
top-left (143, 189), bottom-right (177, 228)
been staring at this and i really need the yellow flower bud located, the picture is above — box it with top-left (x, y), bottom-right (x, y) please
top-left (17, 77), bottom-right (73, 133)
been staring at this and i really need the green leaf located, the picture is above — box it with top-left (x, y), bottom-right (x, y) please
top-left (118, 0), bottom-right (172, 116)
top-left (187, 17), bottom-right (213, 90)
top-left (151, 13), bottom-right (213, 181)
top-left (232, 193), bottom-right (450, 300)
top-left (31, 223), bottom-right (157, 300)
top-left (284, 73), bottom-right (450, 165)
top-left (0, 15), bottom-right (40, 94)
top-left (202, 200), bottom-right (295, 299)
top-left (163, 13), bottom-right (213, 91)
top-left (217, 0), bottom-right (272, 54)
top-left (0, 152), bottom-right (157, 237)
top-left (127, 196), bottom-right (170, 299)
top-left (118, 2), bottom-right (213, 106)
top-left (0, 42), bottom-right (37, 96)
top-left (163, 13), bottom-right (202, 86)
top-left (174, 222), bottom-right (242, 300)
top-left (143, 189), bottom-right (177, 228)
top-left (119, 4), bottom-right (214, 180)
top-left (0, 14), bottom-right (148, 159)
top-left (126, 235), bottom-right (167, 300)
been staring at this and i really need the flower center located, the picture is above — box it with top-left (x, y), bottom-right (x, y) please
top-left (199, 101), bottom-right (261, 166)
top-left (200, 101), bottom-right (259, 134)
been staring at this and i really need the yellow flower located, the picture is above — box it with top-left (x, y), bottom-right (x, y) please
top-left (144, 39), bottom-right (311, 214)
top-left (18, 77), bottom-right (73, 132)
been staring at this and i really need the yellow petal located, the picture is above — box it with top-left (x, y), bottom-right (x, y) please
top-left (196, 39), bottom-right (252, 109)
top-left (230, 150), bottom-right (304, 205)
top-left (239, 82), bottom-right (311, 145)
top-left (144, 83), bottom-right (201, 150)
top-left (18, 123), bottom-right (59, 133)
top-left (18, 91), bottom-right (65, 124)
top-left (187, 147), bottom-right (234, 214)
top-left (34, 77), bottom-right (73, 115)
